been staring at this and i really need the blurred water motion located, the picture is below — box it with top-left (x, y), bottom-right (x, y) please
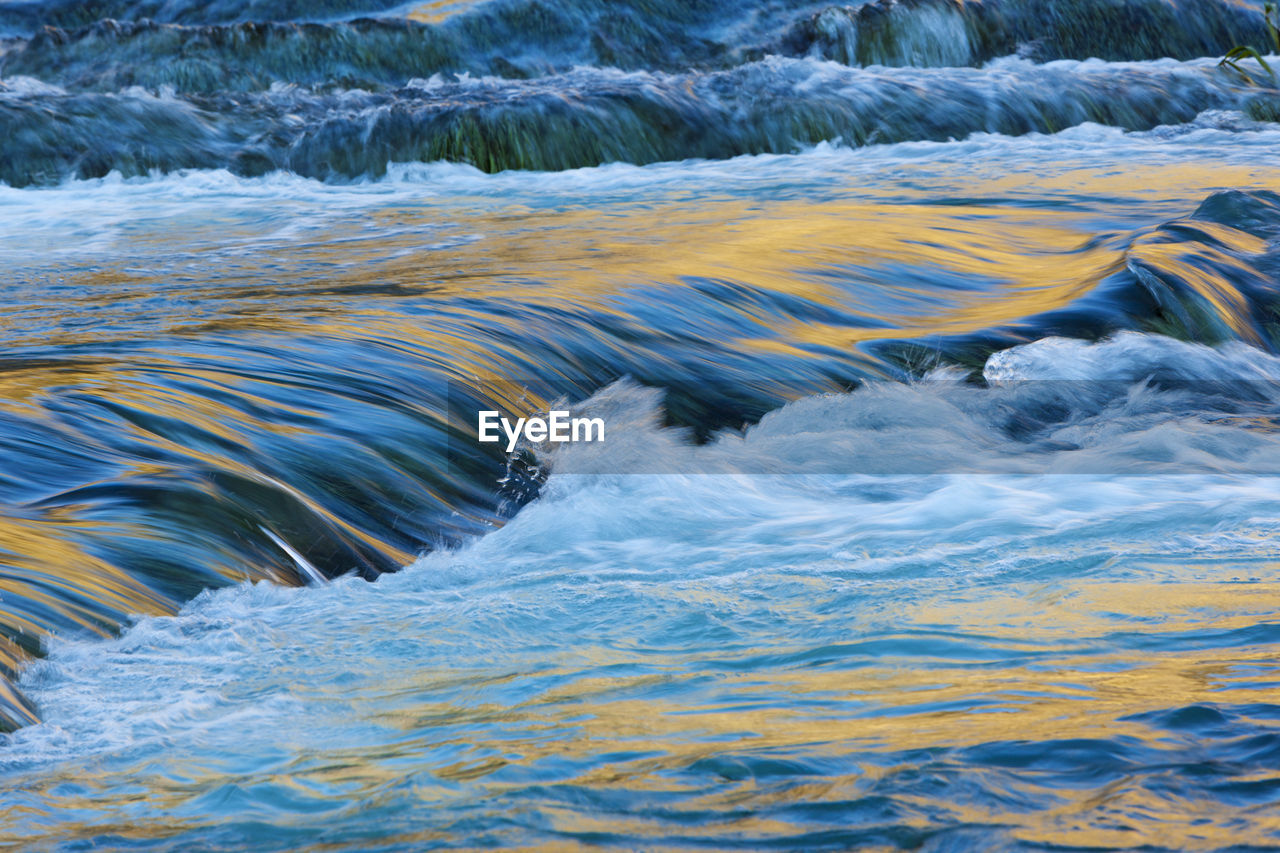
top-left (2, 0), bottom-right (1280, 847)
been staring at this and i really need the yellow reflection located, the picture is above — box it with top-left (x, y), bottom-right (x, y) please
top-left (0, 155), bottom-right (1277, 846)
top-left (405, 0), bottom-right (484, 23)
top-left (2, 612), bottom-right (1277, 849)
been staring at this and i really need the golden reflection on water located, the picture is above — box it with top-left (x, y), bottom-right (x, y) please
top-left (0, 512), bottom-right (173, 688)
top-left (4, 575), bottom-right (1276, 848)
top-left (0, 176), bottom-right (1155, 710)
top-left (405, 0), bottom-right (484, 24)
top-left (1, 160), bottom-right (1280, 841)
top-left (363, 575), bottom-right (1279, 849)
top-left (6, 161), bottom-right (1278, 355)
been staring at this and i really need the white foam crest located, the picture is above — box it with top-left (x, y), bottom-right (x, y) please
top-left (532, 336), bottom-right (1280, 481)
top-left (0, 76), bottom-right (66, 98)
top-left (3, 112), bottom-right (1276, 197)
top-left (984, 332), bottom-right (1280, 381)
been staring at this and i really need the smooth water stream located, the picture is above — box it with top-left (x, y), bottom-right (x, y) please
top-left (3, 0), bottom-right (1280, 848)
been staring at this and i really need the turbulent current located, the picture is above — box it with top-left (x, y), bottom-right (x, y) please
top-left (3, 0), bottom-right (1280, 849)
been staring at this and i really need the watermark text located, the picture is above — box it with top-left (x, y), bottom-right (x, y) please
top-left (478, 410), bottom-right (605, 452)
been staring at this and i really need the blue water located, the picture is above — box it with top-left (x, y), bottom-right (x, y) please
top-left (3, 0), bottom-right (1280, 848)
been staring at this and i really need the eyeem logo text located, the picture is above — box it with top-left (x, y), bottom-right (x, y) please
top-left (478, 410), bottom-right (605, 452)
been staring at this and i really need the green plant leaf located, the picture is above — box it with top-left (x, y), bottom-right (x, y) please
top-left (1221, 45), bottom-right (1274, 82)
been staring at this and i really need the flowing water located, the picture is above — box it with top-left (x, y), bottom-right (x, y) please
top-left (3, 0), bottom-right (1280, 848)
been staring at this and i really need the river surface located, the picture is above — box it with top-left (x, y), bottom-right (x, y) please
top-left (3, 0), bottom-right (1280, 849)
